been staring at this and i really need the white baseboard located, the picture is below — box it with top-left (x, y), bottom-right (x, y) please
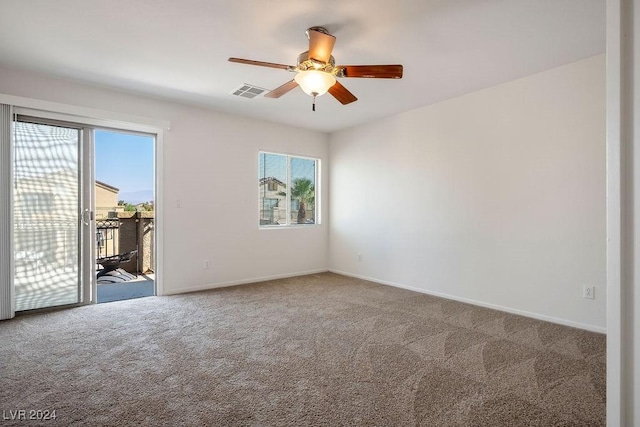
top-left (161, 269), bottom-right (330, 296)
top-left (329, 269), bottom-right (606, 334)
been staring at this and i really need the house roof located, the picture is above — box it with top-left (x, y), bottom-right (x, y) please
top-left (95, 180), bottom-right (119, 193)
top-left (0, 1), bottom-right (605, 133)
top-left (260, 177), bottom-right (286, 187)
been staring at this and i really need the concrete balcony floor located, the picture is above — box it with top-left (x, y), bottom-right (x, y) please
top-left (97, 273), bottom-right (155, 304)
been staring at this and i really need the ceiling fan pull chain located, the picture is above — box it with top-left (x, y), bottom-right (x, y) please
top-left (312, 94), bottom-right (317, 112)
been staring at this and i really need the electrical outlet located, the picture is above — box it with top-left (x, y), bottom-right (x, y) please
top-left (357, 253), bottom-right (362, 262)
top-left (204, 259), bottom-right (210, 269)
top-left (583, 286), bottom-right (595, 299)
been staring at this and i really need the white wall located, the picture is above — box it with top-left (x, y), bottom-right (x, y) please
top-left (0, 65), bottom-right (329, 295)
top-left (329, 55), bottom-right (606, 331)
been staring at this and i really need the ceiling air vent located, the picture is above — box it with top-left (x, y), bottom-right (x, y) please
top-left (231, 84), bottom-right (267, 99)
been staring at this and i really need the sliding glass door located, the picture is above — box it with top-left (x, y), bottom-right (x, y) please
top-left (13, 118), bottom-right (91, 311)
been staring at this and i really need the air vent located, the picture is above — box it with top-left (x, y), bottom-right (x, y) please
top-left (231, 84), bottom-right (267, 99)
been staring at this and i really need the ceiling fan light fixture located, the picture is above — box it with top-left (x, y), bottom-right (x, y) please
top-left (294, 70), bottom-right (336, 97)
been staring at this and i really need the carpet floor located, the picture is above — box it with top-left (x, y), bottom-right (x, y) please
top-left (0, 273), bottom-right (606, 426)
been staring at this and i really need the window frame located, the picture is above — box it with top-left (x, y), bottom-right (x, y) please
top-left (258, 150), bottom-right (320, 228)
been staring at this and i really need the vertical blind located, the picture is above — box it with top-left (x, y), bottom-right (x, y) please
top-left (0, 104), bottom-right (14, 320)
top-left (13, 120), bottom-right (81, 311)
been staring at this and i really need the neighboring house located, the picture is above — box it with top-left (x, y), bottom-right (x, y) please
top-left (259, 177), bottom-right (315, 224)
top-left (135, 201), bottom-right (153, 211)
top-left (95, 180), bottom-right (123, 219)
top-left (94, 181), bottom-right (122, 259)
top-left (259, 177), bottom-right (287, 225)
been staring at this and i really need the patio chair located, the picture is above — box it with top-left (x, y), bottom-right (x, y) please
top-left (96, 249), bottom-right (137, 278)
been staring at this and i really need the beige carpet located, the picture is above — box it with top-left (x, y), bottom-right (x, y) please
top-left (0, 273), bottom-right (605, 426)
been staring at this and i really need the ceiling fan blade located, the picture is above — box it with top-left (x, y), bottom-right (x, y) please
top-left (264, 80), bottom-right (299, 98)
top-left (328, 81), bottom-right (358, 105)
top-left (339, 65), bottom-right (403, 79)
top-left (228, 57), bottom-right (292, 70)
top-left (308, 29), bottom-right (336, 63)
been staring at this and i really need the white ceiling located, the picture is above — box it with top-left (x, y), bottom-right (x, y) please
top-left (0, 0), bottom-right (605, 133)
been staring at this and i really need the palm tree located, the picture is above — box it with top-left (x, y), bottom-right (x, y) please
top-left (290, 178), bottom-right (314, 224)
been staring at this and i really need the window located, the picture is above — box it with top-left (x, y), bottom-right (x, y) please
top-left (263, 198), bottom-right (279, 209)
top-left (259, 152), bottom-right (318, 226)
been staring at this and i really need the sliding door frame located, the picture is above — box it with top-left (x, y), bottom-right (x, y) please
top-left (81, 126), bottom-right (94, 304)
top-left (0, 95), bottom-right (167, 315)
top-left (92, 126), bottom-right (158, 302)
top-left (13, 114), bottom-right (92, 310)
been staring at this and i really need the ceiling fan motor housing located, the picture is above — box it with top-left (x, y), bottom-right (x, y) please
top-left (296, 51), bottom-right (336, 73)
top-left (305, 26), bottom-right (331, 38)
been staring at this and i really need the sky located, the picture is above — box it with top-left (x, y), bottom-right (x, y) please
top-left (259, 153), bottom-right (315, 183)
top-left (94, 130), bottom-right (154, 202)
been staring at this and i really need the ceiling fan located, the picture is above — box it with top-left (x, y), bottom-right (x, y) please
top-left (229, 27), bottom-right (403, 111)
